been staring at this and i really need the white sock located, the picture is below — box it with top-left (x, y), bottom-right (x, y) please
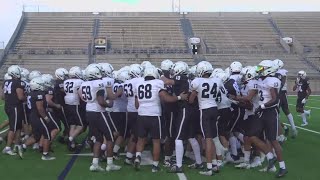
top-left (136, 152), bottom-right (142, 157)
top-left (304, 110), bottom-right (310, 115)
top-left (279, 161), bottom-right (286, 169)
top-left (101, 144), bottom-right (107, 151)
top-left (216, 144), bottom-right (222, 156)
top-left (207, 163), bottom-right (213, 169)
top-left (113, 144), bottom-right (120, 153)
top-left (287, 114), bottom-right (296, 130)
top-left (92, 158), bottom-right (99, 165)
top-left (237, 133), bottom-right (244, 143)
top-left (126, 152), bottom-right (133, 159)
top-left (68, 136), bottom-right (73, 142)
top-left (266, 152), bottom-right (274, 160)
top-left (301, 113), bottom-right (307, 124)
top-left (213, 137), bottom-right (226, 152)
top-left (229, 136), bottom-right (238, 156)
top-left (153, 161), bottom-right (159, 167)
top-left (175, 140), bottom-right (184, 168)
top-left (22, 144), bottom-right (27, 149)
top-left (188, 138), bottom-right (202, 164)
top-left (244, 150), bottom-right (251, 163)
top-left (212, 159), bottom-right (217, 166)
top-left (107, 157), bottom-right (113, 165)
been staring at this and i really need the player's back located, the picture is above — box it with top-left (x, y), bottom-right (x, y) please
top-left (3, 79), bottom-right (25, 106)
top-left (80, 80), bottom-right (106, 112)
top-left (124, 77), bottom-right (144, 112)
top-left (28, 90), bottom-right (46, 115)
top-left (64, 78), bottom-right (83, 105)
top-left (112, 82), bottom-right (128, 112)
top-left (54, 79), bottom-right (65, 106)
top-left (135, 79), bottom-right (164, 116)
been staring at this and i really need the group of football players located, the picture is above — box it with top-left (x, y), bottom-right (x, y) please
top-left (0, 58), bottom-right (312, 178)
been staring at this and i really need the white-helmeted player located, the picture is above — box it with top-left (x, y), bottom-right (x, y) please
top-left (80, 64), bottom-right (121, 172)
top-left (63, 66), bottom-right (84, 150)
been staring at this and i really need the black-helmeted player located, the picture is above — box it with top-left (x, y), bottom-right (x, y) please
top-left (293, 70), bottom-right (311, 126)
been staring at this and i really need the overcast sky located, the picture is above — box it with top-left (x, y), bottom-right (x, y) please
top-left (1, 0), bottom-right (320, 48)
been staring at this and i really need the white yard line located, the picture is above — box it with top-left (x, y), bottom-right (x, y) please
top-left (177, 173), bottom-right (187, 180)
top-left (0, 128), bottom-right (9, 134)
top-left (283, 123), bottom-right (320, 135)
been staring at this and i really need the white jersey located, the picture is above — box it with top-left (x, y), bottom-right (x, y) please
top-left (80, 79), bottom-right (106, 112)
top-left (112, 82), bottom-right (128, 112)
top-left (102, 77), bottom-right (115, 88)
top-left (124, 77), bottom-right (144, 112)
top-left (241, 80), bottom-right (259, 119)
top-left (276, 69), bottom-right (288, 91)
top-left (191, 77), bottom-right (224, 110)
top-left (64, 79), bottom-right (84, 105)
top-left (217, 85), bottom-right (231, 110)
top-left (257, 77), bottom-right (281, 106)
top-left (134, 79), bottom-right (165, 116)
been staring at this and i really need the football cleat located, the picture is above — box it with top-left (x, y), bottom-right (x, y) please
top-left (113, 152), bottom-right (120, 160)
top-left (124, 157), bottom-right (133, 165)
top-left (301, 123), bottom-right (308, 127)
top-left (134, 156), bottom-right (141, 171)
top-left (152, 165), bottom-right (160, 173)
top-left (106, 164), bottom-right (121, 172)
top-left (32, 143), bottom-right (40, 150)
top-left (167, 165), bottom-right (183, 173)
top-left (199, 168), bottom-right (213, 176)
top-left (291, 129), bottom-right (298, 139)
top-left (267, 157), bottom-right (277, 171)
top-left (41, 153), bottom-right (56, 161)
top-left (276, 168), bottom-right (288, 178)
top-left (187, 163), bottom-right (204, 169)
top-left (89, 164), bottom-right (105, 172)
top-left (259, 165), bottom-right (277, 173)
top-left (2, 148), bottom-right (17, 156)
top-left (284, 128), bottom-right (289, 137)
top-left (250, 157), bottom-right (262, 168)
top-left (16, 146), bottom-right (23, 159)
top-left (235, 162), bottom-right (251, 169)
top-left (163, 160), bottom-right (172, 168)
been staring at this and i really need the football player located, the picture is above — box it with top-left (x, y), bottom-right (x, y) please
top-left (81, 64), bottom-right (121, 172)
top-left (274, 59), bottom-right (297, 137)
top-left (54, 68), bottom-right (69, 143)
top-left (189, 61), bottom-right (224, 176)
top-left (21, 68), bottom-right (31, 141)
top-left (133, 66), bottom-right (188, 172)
top-left (27, 77), bottom-right (56, 160)
top-left (110, 70), bottom-right (129, 159)
top-left (252, 60), bottom-right (288, 177)
top-left (293, 70), bottom-right (311, 126)
top-left (2, 65), bottom-right (26, 158)
top-left (64, 66), bottom-right (84, 150)
top-left (161, 61), bottom-right (190, 173)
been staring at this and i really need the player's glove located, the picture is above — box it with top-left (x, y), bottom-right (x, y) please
top-left (301, 98), bottom-right (307, 104)
top-left (295, 77), bottom-right (300, 84)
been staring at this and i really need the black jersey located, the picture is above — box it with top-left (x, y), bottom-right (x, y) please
top-left (54, 80), bottom-right (65, 106)
top-left (45, 87), bottom-right (56, 109)
top-left (28, 90), bottom-right (47, 117)
top-left (3, 79), bottom-right (26, 106)
top-left (173, 74), bottom-right (189, 107)
top-left (224, 79), bottom-right (240, 97)
top-left (297, 77), bottom-right (310, 97)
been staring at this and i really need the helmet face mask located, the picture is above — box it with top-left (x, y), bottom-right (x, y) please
top-left (129, 64), bottom-right (143, 78)
top-left (257, 60), bottom-right (277, 77)
top-left (196, 61), bottom-right (213, 77)
top-left (171, 61), bottom-right (188, 77)
top-left (297, 70), bottom-right (307, 79)
top-left (161, 59), bottom-right (174, 71)
top-left (69, 66), bottom-right (83, 79)
top-left (8, 65), bottom-right (22, 79)
top-left (55, 68), bottom-right (69, 81)
top-left (85, 64), bottom-right (103, 80)
top-left (30, 77), bottom-right (45, 91)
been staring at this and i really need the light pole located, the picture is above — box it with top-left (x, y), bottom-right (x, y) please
top-left (0, 41), bottom-right (4, 49)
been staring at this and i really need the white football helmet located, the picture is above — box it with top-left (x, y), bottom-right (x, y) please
top-left (29, 70), bottom-right (42, 81)
top-left (30, 77), bottom-right (45, 91)
top-left (171, 61), bottom-right (188, 77)
top-left (141, 61), bottom-right (152, 70)
top-left (99, 63), bottom-right (114, 78)
top-left (7, 65), bottom-right (22, 79)
top-left (211, 68), bottom-right (224, 78)
top-left (117, 70), bottom-right (130, 83)
top-left (69, 66), bottom-right (83, 79)
top-left (81, 70), bottom-right (86, 80)
top-left (230, 61), bottom-right (243, 73)
top-left (129, 64), bottom-right (143, 78)
top-left (21, 68), bottom-right (30, 81)
top-left (85, 64), bottom-right (103, 80)
top-left (273, 59), bottom-right (284, 70)
top-left (55, 68), bottom-right (69, 81)
top-left (196, 61), bottom-right (213, 77)
top-left (42, 74), bottom-right (54, 88)
top-left (4, 73), bottom-right (12, 80)
top-left (189, 65), bottom-right (197, 76)
top-left (161, 59), bottom-right (174, 71)
top-left (143, 66), bottom-right (159, 79)
top-left (216, 72), bottom-right (229, 83)
top-left (297, 70), bottom-right (307, 79)
top-left (257, 60), bottom-right (278, 77)
top-left (243, 67), bottom-right (258, 83)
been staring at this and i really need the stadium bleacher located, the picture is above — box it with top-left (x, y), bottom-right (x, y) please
top-left (1, 12), bottom-right (320, 93)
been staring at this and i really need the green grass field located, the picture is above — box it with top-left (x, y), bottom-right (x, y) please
top-left (0, 96), bottom-right (320, 180)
